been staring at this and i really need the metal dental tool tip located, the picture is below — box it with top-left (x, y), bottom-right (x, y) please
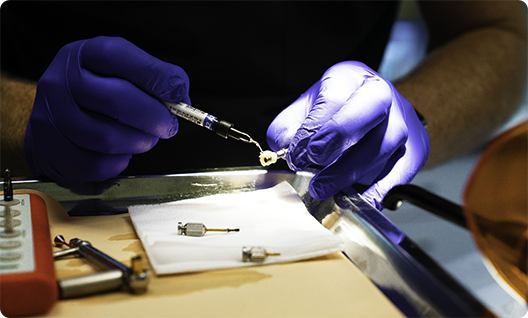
top-left (228, 128), bottom-right (263, 151)
top-left (177, 222), bottom-right (240, 237)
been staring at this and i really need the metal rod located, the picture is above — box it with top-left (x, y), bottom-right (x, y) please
top-left (58, 270), bottom-right (124, 299)
top-left (382, 184), bottom-right (467, 228)
top-left (68, 238), bottom-right (131, 276)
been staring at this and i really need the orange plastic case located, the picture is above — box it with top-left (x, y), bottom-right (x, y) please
top-left (0, 193), bottom-right (57, 317)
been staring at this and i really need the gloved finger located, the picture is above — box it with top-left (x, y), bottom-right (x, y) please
top-left (305, 78), bottom-right (393, 167)
top-left (287, 62), bottom-right (385, 170)
top-left (361, 139), bottom-right (428, 211)
top-left (266, 82), bottom-right (320, 151)
top-left (26, 120), bottom-right (131, 183)
top-left (308, 112), bottom-right (408, 201)
top-left (50, 110), bottom-right (159, 156)
top-left (360, 147), bottom-right (408, 211)
top-left (69, 68), bottom-right (178, 139)
top-left (80, 36), bottom-right (190, 103)
top-left (39, 79), bottom-right (160, 155)
top-left (362, 104), bottom-right (431, 210)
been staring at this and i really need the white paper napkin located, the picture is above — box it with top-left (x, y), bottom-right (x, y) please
top-left (128, 182), bottom-right (343, 275)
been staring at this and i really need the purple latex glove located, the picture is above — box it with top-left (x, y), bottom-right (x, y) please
top-left (267, 61), bottom-right (430, 210)
top-left (25, 36), bottom-right (190, 183)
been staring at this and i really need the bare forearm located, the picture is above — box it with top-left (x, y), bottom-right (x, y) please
top-left (396, 3), bottom-right (527, 168)
top-left (1, 74), bottom-right (36, 176)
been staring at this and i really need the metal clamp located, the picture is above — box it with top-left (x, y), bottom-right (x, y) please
top-left (53, 235), bottom-right (149, 299)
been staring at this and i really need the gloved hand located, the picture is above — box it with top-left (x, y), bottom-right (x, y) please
top-left (267, 61), bottom-right (430, 210)
top-left (25, 36), bottom-right (190, 183)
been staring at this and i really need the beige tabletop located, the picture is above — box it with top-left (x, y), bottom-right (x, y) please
top-left (23, 189), bottom-right (403, 318)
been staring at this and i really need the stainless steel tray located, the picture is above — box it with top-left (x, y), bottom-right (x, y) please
top-left (11, 167), bottom-right (490, 317)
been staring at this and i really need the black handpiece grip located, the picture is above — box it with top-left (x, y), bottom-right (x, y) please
top-left (382, 184), bottom-right (467, 228)
top-left (212, 119), bottom-right (234, 139)
top-left (3, 169), bottom-right (13, 201)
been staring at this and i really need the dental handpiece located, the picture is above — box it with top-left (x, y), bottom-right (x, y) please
top-left (163, 101), bottom-right (288, 166)
top-left (163, 101), bottom-right (262, 150)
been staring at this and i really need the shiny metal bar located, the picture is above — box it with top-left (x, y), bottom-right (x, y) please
top-left (9, 168), bottom-right (491, 317)
top-left (69, 239), bottom-right (131, 275)
top-left (58, 270), bottom-right (123, 299)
